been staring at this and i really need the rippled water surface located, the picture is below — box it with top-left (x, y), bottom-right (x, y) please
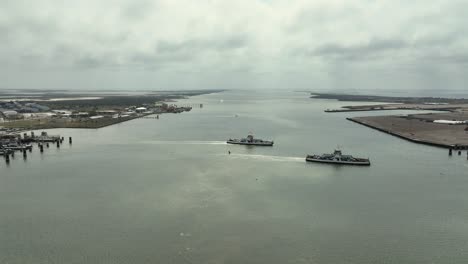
top-left (1, 90), bottom-right (467, 263)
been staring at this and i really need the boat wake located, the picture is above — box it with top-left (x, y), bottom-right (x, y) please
top-left (226, 154), bottom-right (304, 163)
top-left (143, 140), bottom-right (227, 145)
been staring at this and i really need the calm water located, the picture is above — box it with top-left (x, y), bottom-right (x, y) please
top-left (1, 90), bottom-right (468, 264)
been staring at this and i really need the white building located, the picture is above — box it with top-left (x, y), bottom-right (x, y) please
top-left (2, 110), bottom-right (20, 118)
top-left (433, 120), bottom-right (468, 125)
top-left (135, 107), bottom-right (147, 113)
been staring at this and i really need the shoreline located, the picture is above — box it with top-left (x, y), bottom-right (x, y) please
top-left (348, 116), bottom-right (468, 149)
top-left (311, 92), bottom-right (468, 104)
top-left (1, 113), bottom-right (154, 132)
top-left (312, 92), bottom-right (468, 149)
top-left (1, 90), bottom-right (219, 132)
top-left (312, 92), bottom-right (468, 113)
top-left (347, 117), bottom-right (451, 149)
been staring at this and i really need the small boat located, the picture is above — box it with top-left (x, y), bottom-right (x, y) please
top-left (3, 143), bottom-right (33, 151)
top-left (306, 149), bottom-right (370, 166)
top-left (227, 134), bottom-right (273, 146)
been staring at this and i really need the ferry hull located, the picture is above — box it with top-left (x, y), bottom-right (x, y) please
top-left (305, 157), bottom-right (370, 166)
top-left (227, 141), bottom-right (273, 146)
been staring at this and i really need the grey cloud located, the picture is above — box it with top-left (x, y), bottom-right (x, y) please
top-left (1, 0), bottom-right (467, 91)
top-left (120, 0), bottom-right (154, 21)
top-left (303, 35), bottom-right (468, 65)
top-left (423, 53), bottom-right (468, 65)
top-left (156, 35), bottom-right (249, 54)
top-left (130, 50), bottom-right (193, 70)
top-left (74, 55), bottom-right (109, 69)
top-left (310, 39), bottom-right (407, 60)
top-left (125, 35), bottom-right (250, 69)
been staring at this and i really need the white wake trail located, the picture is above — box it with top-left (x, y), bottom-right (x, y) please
top-left (225, 153), bottom-right (304, 163)
top-left (143, 140), bottom-right (227, 145)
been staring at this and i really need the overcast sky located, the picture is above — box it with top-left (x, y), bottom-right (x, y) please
top-left (1, 0), bottom-right (467, 91)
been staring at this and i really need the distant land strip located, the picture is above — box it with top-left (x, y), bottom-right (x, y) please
top-left (312, 92), bottom-right (468, 149)
top-left (311, 93), bottom-right (468, 104)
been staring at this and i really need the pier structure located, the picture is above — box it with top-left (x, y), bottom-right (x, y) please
top-left (1, 130), bottom-right (74, 165)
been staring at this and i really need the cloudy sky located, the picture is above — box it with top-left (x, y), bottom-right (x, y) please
top-left (1, 0), bottom-right (467, 91)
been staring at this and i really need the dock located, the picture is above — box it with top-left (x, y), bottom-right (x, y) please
top-left (1, 131), bottom-right (73, 166)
